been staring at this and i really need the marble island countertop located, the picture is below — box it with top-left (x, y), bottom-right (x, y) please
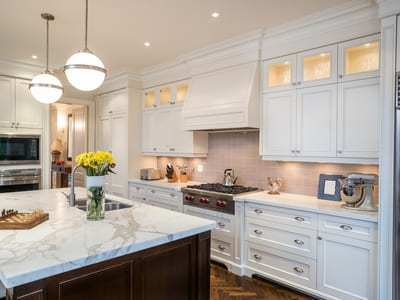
top-left (0, 187), bottom-right (215, 289)
top-left (128, 178), bottom-right (202, 190)
top-left (234, 191), bottom-right (378, 222)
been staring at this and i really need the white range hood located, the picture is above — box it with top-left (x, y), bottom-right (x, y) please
top-left (182, 61), bottom-right (260, 131)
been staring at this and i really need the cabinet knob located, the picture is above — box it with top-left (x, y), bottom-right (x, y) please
top-left (109, 111), bottom-right (112, 114)
top-left (340, 224), bottom-right (353, 231)
top-left (218, 245), bottom-right (226, 251)
top-left (317, 236), bottom-right (322, 240)
top-left (294, 216), bottom-right (305, 222)
top-left (143, 197), bottom-right (146, 200)
top-left (170, 193), bottom-right (175, 197)
top-left (136, 187), bottom-right (139, 190)
top-left (217, 221), bottom-right (225, 227)
top-left (16, 122), bottom-right (19, 126)
top-left (151, 189), bottom-right (155, 193)
top-left (254, 229), bottom-right (263, 235)
top-left (293, 266), bottom-right (304, 274)
top-left (153, 104), bottom-right (157, 108)
top-left (291, 149), bottom-right (296, 153)
top-left (253, 254), bottom-right (262, 261)
top-left (153, 148), bottom-right (157, 151)
top-left (297, 82), bottom-right (301, 85)
top-left (292, 82), bottom-right (297, 86)
top-left (294, 239), bottom-right (304, 245)
top-left (169, 148), bottom-right (175, 151)
top-left (338, 74), bottom-right (343, 79)
top-left (168, 100), bottom-right (175, 105)
top-left (337, 150), bottom-right (343, 154)
top-left (254, 209), bottom-right (263, 214)
top-left (295, 150), bottom-right (300, 153)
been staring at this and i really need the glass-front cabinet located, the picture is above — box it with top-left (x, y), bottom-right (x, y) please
top-left (338, 34), bottom-right (380, 82)
top-left (263, 54), bottom-right (296, 92)
top-left (143, 80), bottom-right (189, 109)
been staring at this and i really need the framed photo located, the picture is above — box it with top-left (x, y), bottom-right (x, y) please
top-left (317, 174), bottom-right (342, 201)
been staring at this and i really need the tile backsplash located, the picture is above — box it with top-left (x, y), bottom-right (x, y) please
top-left (157, 131), bottom-right (379, 196)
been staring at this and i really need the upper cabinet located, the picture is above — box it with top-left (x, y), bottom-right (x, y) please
top-left (263, 45), bottom-right (337, 92)
top-left (0, 76), bottom-right (44, 129)
top-left (338, 34), bottom-right (380, 82)
top-left (143, 80), bottom-right (189, 109)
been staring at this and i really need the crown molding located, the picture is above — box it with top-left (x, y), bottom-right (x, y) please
top-left (0, 58), bottom-right (44, 79)
top-left (375, 0), bottom-right (400, 17)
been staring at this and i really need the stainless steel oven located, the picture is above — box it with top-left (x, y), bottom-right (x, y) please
top-left (0, 134), bottom-right (40, 165)
top-left (0, 168), bottom-right (41, 193)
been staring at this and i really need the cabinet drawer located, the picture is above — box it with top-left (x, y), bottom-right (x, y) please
top-left (246, 203), bottom-right (317, 230)
top-left (246, 219), bottom-right (316, 259)
top-left (129, 183), bottom-right (147, 196)
top-left (211, 236), bottom-right (233, 260)
top-left (318, 214), bottom-right (377, 242)
top-left (184, 205), bottom-right (234, 236)
top-left (246, 242), bottom-right (316, 289)
top-left (145, 186), bottom-right (181, 201)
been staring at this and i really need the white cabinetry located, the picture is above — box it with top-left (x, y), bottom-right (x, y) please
top-left (142, 80), bottom-right (208, 157)
top-left (96, 89), bottom-right (128, 198)
top-left (337, 77), bottom-right (380, 159)
top-left (317, 214), bottom-right (377, 300)
top-left (129, 182), bottom-right (183, 212)
top-left (0, 76), bottom-right (44, 129)
top-left (243, 201), bottom-right (378, 300)
top-left (262, 84), bottom-right (337, 158)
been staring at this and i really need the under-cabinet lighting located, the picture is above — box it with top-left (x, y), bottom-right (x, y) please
top-left (284, 61), bottom-right (289, 64)
top-left (320, 53), bottom-right (327, 57)
top-left (364, 43), bottom-right (371, 47)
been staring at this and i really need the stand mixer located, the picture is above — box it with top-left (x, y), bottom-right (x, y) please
top-left (340, 173), bottom-right (378, 211)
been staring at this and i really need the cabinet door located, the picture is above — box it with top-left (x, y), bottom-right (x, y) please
top-left (338, 34), bottom-right (380, 82)
top-left (142, 110), bottom-right (159, 153)
top-left (317, 232), bottom-right (377, 300)
top-left (97, 90), bottom-right (127, 115)
top-left (263, 54), bottom-right (297, 93)
top-left (97, 115), bottom-right (111, 191)
top-left (296, 85), bottom-right (337, 157)
top-left (143, 89), bottom-right (158, 109)
top-left (110, 113), bottom-right (127, 197)
top-left (157, 108), bottom-right (172, 153)
top-left (297, 45), bottom-right (337, 88)
top-left (0, 76), bottom-right (15, 127)
top-left (337, 78), bottom-right (380, 158)
top-left (15, 79), bottom-right (43, 128)
top-left (261, 91), bottom-right (296, 156)
top-left (169, 107), bottom-right (194, 154)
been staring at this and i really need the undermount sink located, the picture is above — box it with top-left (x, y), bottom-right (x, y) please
top-left (74, 199), bottom-right (132, 211)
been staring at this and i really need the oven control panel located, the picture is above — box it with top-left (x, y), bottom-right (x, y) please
top-left (182, 190), bottom-right (235, 214)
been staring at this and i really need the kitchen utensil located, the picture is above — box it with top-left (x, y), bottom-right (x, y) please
top-left (223, 169), bottom-right (237, 186)
top-left (166, 164), bottom-right (178, 182)
top-left (340, 173), bottom-right (378, 211)
top-left (267, 177), bottom-right (282, 194)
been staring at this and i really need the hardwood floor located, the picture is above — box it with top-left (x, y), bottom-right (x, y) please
top-left (210, 263), bottom-right (317, 300)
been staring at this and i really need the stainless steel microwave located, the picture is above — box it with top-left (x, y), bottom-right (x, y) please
top-left (0, 134), bottom-right (40, 165)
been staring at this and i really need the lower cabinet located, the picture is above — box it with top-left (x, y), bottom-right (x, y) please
top-left (129, 182), bottom-right (183, 212)
top-left (7, 232), bottom-right (211, 300)
top-left (244, 201), bottom-right (377, 300)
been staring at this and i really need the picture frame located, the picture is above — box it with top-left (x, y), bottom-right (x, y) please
top-left (317, 174), bottom-right (342, 201)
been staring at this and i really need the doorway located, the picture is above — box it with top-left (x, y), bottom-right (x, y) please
top-left (50, 103), bottom-right (88, 188)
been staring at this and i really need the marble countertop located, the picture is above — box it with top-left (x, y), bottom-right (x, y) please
top-left (128, 178), bottom-right (202, 191)
top-left (0, 188), bottom-right (215, 289)
top-left (234, 191), bottom-right (378, 222)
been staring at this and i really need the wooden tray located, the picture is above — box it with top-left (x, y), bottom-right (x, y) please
top-left (0, 211), bottom-right (49, 229)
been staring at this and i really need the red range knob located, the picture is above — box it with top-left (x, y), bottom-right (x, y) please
top-left (185, 195), bottom-right (194, 201)
top-left (216, 201), bottom-right (221, 207)
top-left (220, 201), bottom-right (226, 207)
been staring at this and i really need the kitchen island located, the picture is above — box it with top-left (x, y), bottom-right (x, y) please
top-left (0, 188), bottom-right (215, 300)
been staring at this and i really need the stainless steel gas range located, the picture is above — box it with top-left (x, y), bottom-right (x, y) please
top-left (182, 183), bottom-right (258, 214)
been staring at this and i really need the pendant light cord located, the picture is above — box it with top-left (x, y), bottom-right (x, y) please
top-left (85, 0), bottom-right (88, 50)
top-left (46, 17), bottom-right (49, 71)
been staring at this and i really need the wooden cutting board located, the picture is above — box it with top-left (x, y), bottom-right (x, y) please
top-left (0, 210), bottom-right (49, 230)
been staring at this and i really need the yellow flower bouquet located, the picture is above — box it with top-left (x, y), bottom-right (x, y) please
top-left (75, 151), bottom-right (116, 176)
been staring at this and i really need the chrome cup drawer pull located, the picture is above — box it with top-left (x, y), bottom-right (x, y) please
top-left (217, 222), bottom-right (225, 227)
top-left (254, 229), bottom-right (263, 235)
top-left (340, 224), bottom-right (353, 231)
top-left (218, 245), bottom-right (226, 251)
top-left (294, 239), bottom-right (304, 245)
top-left (294, 216), bottom-right (305, 222)
top-left (293, 266), bottom-right (304, 274)
top-left (151, 189), bottom-right (155, 193)
top-left (253, 254), bottom-right (262, 261)
top-left (254, 209), bottom-right (263, 214)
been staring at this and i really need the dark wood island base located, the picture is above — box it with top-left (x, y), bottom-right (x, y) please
top-left (6, 231), bottom-right (210, 300)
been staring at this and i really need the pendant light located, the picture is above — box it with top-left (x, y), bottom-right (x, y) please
top-left (63, 0), bottom-right (106, 91)
top-left (29, 13), bottom-right (63, 104)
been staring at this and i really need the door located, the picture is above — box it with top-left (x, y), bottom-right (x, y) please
top-left (261, 91), bottom-right (296, 156)
top-left (15, 79), bottom-right (43, 128)
top-left (317, 232), bottom-right (377, 300)
top-left (142, 110), bottom-right (159, 153)
top-left (0, 76), bottom-right (15, 127)
top-left (296, 85), bottom-right (337, 157)
top-left (337, 78), bottom-right (380, 158)
top-left (263, 54), bottom-right (297, 93)
top-left (72, 106), bottom-right (87, 187)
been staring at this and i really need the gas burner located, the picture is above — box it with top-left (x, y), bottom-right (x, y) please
top-left (186, 183), bottom-right (258, 195)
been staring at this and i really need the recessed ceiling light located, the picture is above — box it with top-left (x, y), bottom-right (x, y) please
top-left (211, 12), bottom-right (220, 18)
top-left (144, 42), bottom-right (151, 47)
top-left (31, 55), bottom-right (38, 59)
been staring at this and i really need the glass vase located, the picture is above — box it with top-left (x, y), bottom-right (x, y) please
top-left (86, 175), bottom-right (105, 220)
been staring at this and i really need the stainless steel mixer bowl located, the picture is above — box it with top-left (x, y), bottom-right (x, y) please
top-left (340, 185), bottom-right (364, 206)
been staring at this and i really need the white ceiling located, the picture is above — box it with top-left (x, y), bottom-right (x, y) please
top-left (0, 0), bottom-right (356, 74)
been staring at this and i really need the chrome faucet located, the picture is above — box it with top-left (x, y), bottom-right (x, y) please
top-left (69, 165), bottom-right (82, 207)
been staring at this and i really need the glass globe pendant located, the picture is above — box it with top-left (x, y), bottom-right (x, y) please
top-left (63, 0), bottom-right (106, 91)
top-left (29, 13), bottom-right (63, 104)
